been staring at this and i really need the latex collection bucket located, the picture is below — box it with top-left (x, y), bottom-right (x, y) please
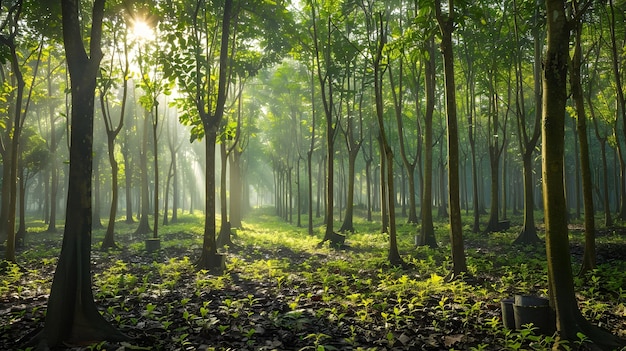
top-left (512, 295), bottom-right (555, 335)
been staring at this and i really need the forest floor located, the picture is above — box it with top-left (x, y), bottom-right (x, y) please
top-left (1, 208), bottom-right (626, 350)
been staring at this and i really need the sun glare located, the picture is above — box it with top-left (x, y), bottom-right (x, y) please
top-left (131, 19), bottom-right (154, 41)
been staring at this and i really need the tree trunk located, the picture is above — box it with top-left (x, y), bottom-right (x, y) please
top-left (542, 0), bottom-right (624, 346)
top-left (513, 0), bottom-right (542, 245)
top-left (378, 135), bottom-right (388, 233)
top-left (46, 60), bottom-right (59, 233)
top-left (172, 148), bottom-right (179, 223)
top-left (151, 105), bottom-right (159, 240)
top-left (588, 87), bottom-right (613, 227)
top-left (372, 12), bottom-right (403, 267)
top-left (418, 36), bottom-right (437, 248)
top-left (2, 32), bottom-right (26, 263)
top-left (123, 133), bottom-right (134, 223)
top-left (197, 0), bottom-right (232, 270)
top-left (229, 148), bottom-right (243, 228)
top-left (436, 0), bottom-right (467, 278)
top-left (390, 57), bottom-right (418, 224)
top-left (134, 111), bottom-right (152, 235)
top-left (217, 142), bottom-right (232, 248)
top-left (513, 155), bottom-right (541, 244)
top-left (570, 5), bottom-right (596, 275)
top-left (40, 0), bottom-right (127, 346)
top-left (484, 152), bottom-right (500, 232)
top-left (101, 134), bottom-right (120, 249)
top-left (92, 153), bottom-right (103, 229)
top-left (339, 149), bottom-right (358, 233)
top-left (16, 167), bottom-right (26, 247)
top-left (163, 161), bottom-right (173, 226)
top-left (198, 129), bottom-right (220, 266)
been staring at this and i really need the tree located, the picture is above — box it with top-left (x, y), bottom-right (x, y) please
top-left (15, 127), bottom-right (48, 246)
top-left (387, 1), bottom-right (420, 225)
top-left (370, 7), bottom-right (404, 267)
top-left (307, 0), bottom-right (341, 244)
top-left (164, 0), bottom-right (292, 266)
top-left (417, 35), bottom-right (437, 248)
top-left (99, 12), bottom-right (131, 249)
top-left (41, 45), bottom-right (66, 234)
top-left (136, 11), bottom-right (168, 243)
top-left (0, 0), bottom-right (27, 263)
top-left (482, 3), bottom-right (510, 234)
top-left (568, 0), bottom-right (595, 275)
top-left (512, 0), bottom-right (543, 245)
top-left (434, 0), bottom-right (467, 277)
top-left (163, 107), bottom-right (183, 225)
top-left (338, 61), bottom-right (365, 234)
top-left (608, 0), bottom-right (626, 221)
top-left (541, 0), bottom-right (624, 346)
top-left (37, 0), bottom-right (127, 346)
top-left (588, 40), bottom-right (613, 228)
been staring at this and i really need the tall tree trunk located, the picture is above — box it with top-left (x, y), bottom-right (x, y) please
top-left (46, 57), bottom-right (60, 233)
top-left (101, 134), bottom-right (120, 249)
top-left (390, 56), bottom-right (418, 224)
top-left (16, 167), bottom-right (26, 247)
top-left (2, 34), bottom-right (26, 264)
top-left (229, 148), bottom-right (243, 228)
top-left (541, 0), bottom-right (624, 346)
top-left (40, 0), bottom-right (127, 346)
top-left (513, 0), bottom-right (542, 244)
top-left (418, 36), bottom-right (437, 248)
top-left (569, 2), bottom-right (595, 275)
top-left (365, 157), bottom-right (372, 222)
top-left (378, 135), bottom-right (388, 232)
top-left (588, 75), bottom-right (613, 227)
top-left (609, 0), bottom-right (626, 221)
top-left (163, 161), bottom-right (172, 226)
top-left (197, 0), bottom-right (232, 269)
top-left (217, 142), bottom-right (232, 248)
top-left (436, 0), bottom-right (467, 278)
top-left (372, 12), bottom-right (403, 267)
top-left (92, 153), bottom-right (103, 229)
top-left (151, 104), bottom-right (159, 240)
top-left (171, 148), bottom-right (179, 223)
top-left (134, 111), bottom-right (152, 235)
top-left (198, 130), bottom-right (219, 265)
top-left (339, 150), bottom-right (358, 232)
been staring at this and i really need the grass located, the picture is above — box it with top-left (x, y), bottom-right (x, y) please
top-left (1, 208), bottom-right (625, 350)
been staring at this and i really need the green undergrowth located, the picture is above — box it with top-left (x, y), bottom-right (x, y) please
top-left (1, 208), bottom-right (625, 350)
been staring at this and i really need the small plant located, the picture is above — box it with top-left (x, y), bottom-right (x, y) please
top-left (301, 332), bottom-right (336, 351)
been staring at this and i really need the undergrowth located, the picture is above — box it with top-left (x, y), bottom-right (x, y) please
top-left (0, 208), bottom-right (625, 350)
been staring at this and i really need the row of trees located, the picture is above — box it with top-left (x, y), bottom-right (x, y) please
top-left (259, 0), bottom-right (626, 265)
top-left (0, 0), bottom-right (625, 348)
